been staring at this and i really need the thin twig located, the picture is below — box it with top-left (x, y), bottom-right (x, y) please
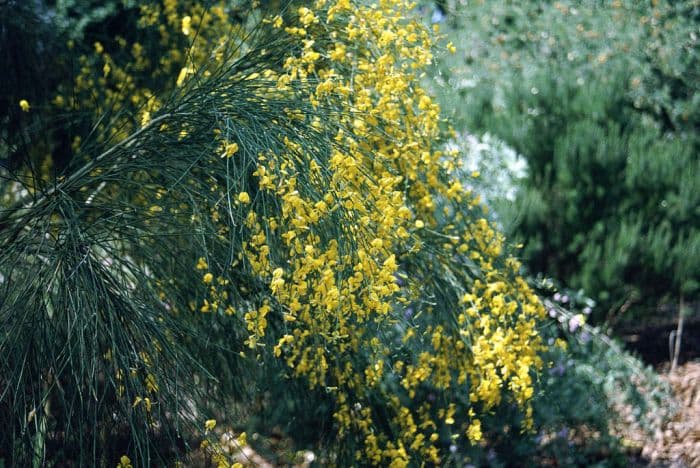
top-left (0, 113), bottom-right (174, 226)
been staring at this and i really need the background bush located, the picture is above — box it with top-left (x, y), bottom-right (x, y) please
top-left (433, 0), bottom-right (700, 325)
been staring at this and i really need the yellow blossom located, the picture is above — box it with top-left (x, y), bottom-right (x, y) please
top-left (141, 110), bottom-right (151, 128)
top-left (181, 16), bottom-right (192, 36)
top-left (223, 142), bottom-right (239, 158)
top-left (238, 192), bottom-right (250, 204)
top-left (467, 419), bottom-right (482, 443)
top-left (176, 67), bottom-right (194, 87)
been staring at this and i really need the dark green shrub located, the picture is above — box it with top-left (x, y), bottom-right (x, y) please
top-left (435, 0), bottom-right (700, 323)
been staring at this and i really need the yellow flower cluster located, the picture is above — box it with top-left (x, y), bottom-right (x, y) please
top-left (58, 0), bottom-right (247, 149)
top-left (226, 1), bottom-right (545, 464)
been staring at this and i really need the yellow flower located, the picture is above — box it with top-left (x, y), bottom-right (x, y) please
top-left (141, 110), bottom-right (151, 128)
top-left (223, 142), bottom-right (239, 158)
top-left (196, 257), bottom-right (208, 270)
top-left (203, 273), bottom-right (214, 284)
top-left (116, 455), bottom-right (132, 468)
top-left (298, 7), bottom-right (318, 26)
top-left (176, 67), bottom-right (194, 87)
top-left (467, 419), bottom-right (482, 443)
top-left (270, 267), bottom-right (285, 294)
top-left (330, 43), bottom-right (346, 61)
top-left (145, 374), bottom-right (159, 393)
top-left (181, 16), bottom-right (192, 36)
top-left (19, 99), bottom-right (30, 112)
top-left (447, 42), bottom-right (457, 54)
top-left (205, 419), bottom-right (217, 431)
top-left (238, 192), bottom-right (251, 204)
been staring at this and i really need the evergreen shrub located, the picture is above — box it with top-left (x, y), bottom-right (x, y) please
top-left (1, 1), bottom-right (550, 465)
top-left (435, 0), bottom-right (700, 324)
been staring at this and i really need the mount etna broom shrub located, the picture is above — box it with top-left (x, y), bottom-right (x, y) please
top-left (2, 1), bottom-right (549, 465)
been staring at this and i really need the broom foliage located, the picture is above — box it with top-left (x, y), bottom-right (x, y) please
top-left (1, 1), bottom-right (549, 464)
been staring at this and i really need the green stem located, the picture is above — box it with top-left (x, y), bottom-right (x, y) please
top-left (0, 113), bottom-right (173, 227)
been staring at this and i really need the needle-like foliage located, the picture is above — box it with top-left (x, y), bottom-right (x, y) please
top-left (1, 1), bottom-right (549, 465)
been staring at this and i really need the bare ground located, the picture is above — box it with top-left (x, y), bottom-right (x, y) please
top-left (621, 361), bottom-right (700, 468)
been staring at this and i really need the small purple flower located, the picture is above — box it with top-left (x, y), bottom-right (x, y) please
top-left (580, 330), bottom-right (592, 344)
top-left (549, 361), bottom-right (566, 377)
top-left (561, 295), bottom-right (569, 304)
top-left (449, 444), bottom-right (457, 454)
top-left (583, 306), bottom-right (592, 315)
top-left (403, 307), bottom-right (414, 320)
top-left (548, 308), bottom-right (557, 318)
top-left (553, 292), bottom-right (562, 302)
top-left (557, 427), bottom-right (569, 439)
top-left (568, 315), bottom-right (581, 333)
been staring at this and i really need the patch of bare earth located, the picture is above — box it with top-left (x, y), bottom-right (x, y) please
top-left (624, 361), bottom-right (700, 467)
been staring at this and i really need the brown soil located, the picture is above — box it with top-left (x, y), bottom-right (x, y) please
top-left (625, 361), bottom-right (700, 467)
top-left (615, 314), bottom-right (700, 467)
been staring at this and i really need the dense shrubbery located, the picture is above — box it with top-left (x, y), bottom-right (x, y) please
top-left (1, 1), bottom-right (553, 465)
top-left (435, 0), bottom-right (700, 324)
